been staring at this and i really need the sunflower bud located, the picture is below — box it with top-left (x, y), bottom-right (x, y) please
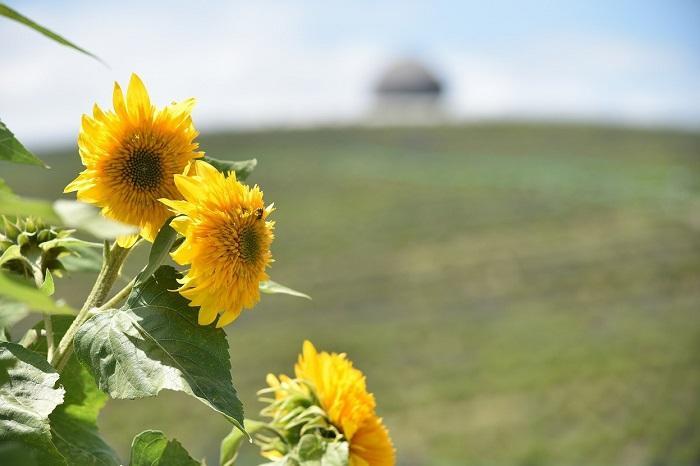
top-left (256, 375), bottom-right (342, 460)
top-left (0, 216), bottom-right (77, 279)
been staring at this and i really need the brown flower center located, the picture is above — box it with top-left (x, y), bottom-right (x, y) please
top-left (218, 215), bottom-right (265, 266)
top-left (238, 224), bottom-right (261, 264)
top-left (122, 147), bottom-right (163, 190)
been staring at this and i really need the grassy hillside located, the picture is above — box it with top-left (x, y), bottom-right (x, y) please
top-left (6, 123), bottom-right (700, 465)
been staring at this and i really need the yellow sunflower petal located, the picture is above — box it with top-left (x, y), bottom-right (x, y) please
top-left (92, 103), bottom-right (105, 120)
top-left (172, 174), bottom-right (204, 203)
top-left (64, 171), bottom-right (90, 194)
top-left (168, 97), bottom-right (196, 117)
top-left (197, 306), bottom-right (218, 326)
top-left (169, 215), bottom-right (191, 235)
top-left (350, 415), bottom-right (395, 466)
top-left (117, 234), bottom-right (139, 248)
top-left (112, 82), bottom-right (128, 119)
top-left (126, 73), bottom-right (151, 120)
top-left (193, 158), bottom-right (222, 179)
top-left (215, 309), bottom-right (241, 328)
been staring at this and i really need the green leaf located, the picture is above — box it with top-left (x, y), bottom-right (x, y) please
top-left (0, 271), bottom-right (75, 315)
top-left (0, 119), bottom-right (47, 167)
top-left (74, 266), bottom-right (245, 431)
top-left (258, 460), bottom-right (289, 466)
top-left (61, 243), bottom-right (103, 273)
top-left (40, 270), bottom-right (55, 296)
top-left (0, 179), bottom-right (59, 222)
top-left (0, 3), bottom-right (103, 64)
top-left (53, 200), bottom-right (137, 239)
top-left (49, 367), bottom-right (121, 466)
top-left (259, 280), bottom-right (311, 300)
top-left (30, 316), bottom-right (121, 466)
top-left (32, 318), bottom-right (118, 463)
top-left (0, 244), bottom-right (24, 266)
top-left (202, 157), bottom-right (257, 181)
top-left (39, 237), bottom-right (103, 252)
top-left (129, 431), bottom-right (200, 466)
top-left (271, 440), bottom-right (349, 466)
top-left (0, 298), bottom-right (28, 336)
top-left (0, 341), bottom-right (67, 465)
top-left (135, 217), bottom-right (177, 285)
top-left (220, 419), bottom-right (266, 466)
top-left (50, 357), bottom-right (121, 465)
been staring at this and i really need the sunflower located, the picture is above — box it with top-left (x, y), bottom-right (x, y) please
top-left (265, 341), bottom-right (396, 466)
top-left (160, 160), bottom-right (274, 327)
top-left (64, 73), bottom-right (202, 242)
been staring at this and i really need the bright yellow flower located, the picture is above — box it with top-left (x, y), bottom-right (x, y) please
top-left (64, 73), bottom-right (202, 242)
top-left (268, 341), bottom-right (396, 466)
top-left (160, 160), bottom-right (274, 327)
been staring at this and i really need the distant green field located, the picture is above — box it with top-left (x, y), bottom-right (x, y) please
top-left (5, 123), bottom-right (700, 465)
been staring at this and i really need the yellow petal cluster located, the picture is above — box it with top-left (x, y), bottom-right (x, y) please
top-left (269, 341), bottom-right (396, 466)
top-left (161, 160), bottom-right (274, 327)
top-left (64, 73), bottom-right (202, 242)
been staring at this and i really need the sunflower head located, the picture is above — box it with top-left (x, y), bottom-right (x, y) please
top-left (261, 341), bottom-right (396, 466)
top-left (64, 73), bottom-right (202, 241)
top-left (160, 160), bottom-right (274, 327)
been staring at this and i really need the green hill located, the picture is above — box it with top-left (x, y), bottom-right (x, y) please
top-left (5, 123), bottom-right (700, 465)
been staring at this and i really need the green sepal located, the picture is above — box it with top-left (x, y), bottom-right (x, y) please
top-left (129, 430), bottom-right (200, 466)
top-left (202, 157), bottom-right (257, 181)
top-left (259, 280), bottom-right (311, 300)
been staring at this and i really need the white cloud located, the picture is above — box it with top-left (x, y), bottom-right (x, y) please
top-left (1, 1), bottom-right (698, 148)
top-left (440, 35), bottom-right (700, 124)
top-left (0, 2), bottom-right (387, 146)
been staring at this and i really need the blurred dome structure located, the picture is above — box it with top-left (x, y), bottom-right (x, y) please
top-left (370, 59), bottom-right (447, 125)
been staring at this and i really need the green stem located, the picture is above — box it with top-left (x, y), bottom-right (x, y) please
top-left (18, 328), bottom-right (40, 348)
top-left (44, 315), bottom-right (54, 362)
top-left (50, 241), bottom-right (131, 370)
top-left (29, 265), bottom-right (54, 362)
top-left (99, 276), bottom-right (136, 311)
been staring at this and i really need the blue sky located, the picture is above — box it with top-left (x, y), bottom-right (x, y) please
top-left (2, 0), bottom-right (699, 145)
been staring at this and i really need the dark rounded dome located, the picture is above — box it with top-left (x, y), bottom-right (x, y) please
top-left (375, 60), bottom-right (443, 95)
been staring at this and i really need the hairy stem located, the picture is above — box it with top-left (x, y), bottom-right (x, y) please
top-left (29, 264), bottom-right (55, 362)
top-left (44, 315), bottom-right (54, 362)
top-left (99, 276), bottom-right (136, 311)
top-left (50, 241), bottom-right (131, 370)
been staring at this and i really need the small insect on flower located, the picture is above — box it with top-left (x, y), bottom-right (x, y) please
top-left (160, 160), bottom-right (275, 327)
top-left (64, 73), bottom-right (203, 243)
top-left (262, 341), bottom-right (396, 466)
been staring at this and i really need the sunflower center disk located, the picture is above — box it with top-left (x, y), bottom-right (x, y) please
top-left (122, 148), bottom-right (164, 190)
top-left (238, 225), bottom-right (261, 264)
